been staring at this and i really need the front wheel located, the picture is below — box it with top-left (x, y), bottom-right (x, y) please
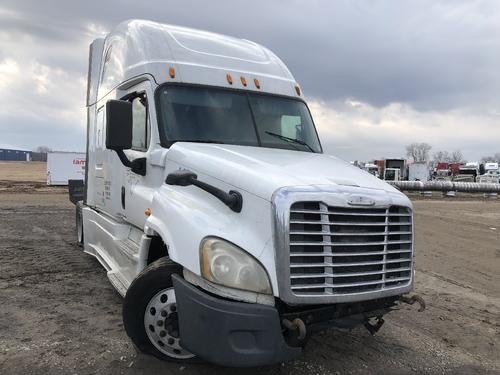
top-left (122, 258), bottom-right (197, 362)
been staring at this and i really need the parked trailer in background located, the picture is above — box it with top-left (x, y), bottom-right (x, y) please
top-left (47, 151), bottom-right (86, 185)
top-left (374, 159), bottom-right (385, 178)
top-left (364, 163), bottom-right (380, 178)
top-left (408, 163), bottom-right (429, 181)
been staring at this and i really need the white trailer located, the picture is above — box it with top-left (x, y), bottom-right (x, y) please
top-left (408, 163), bottom-right (429, 181)
top-left (47, 151), bottom-right (86, 185)
top-left (73, 20), bottom-right (422, 366)
top-left (364, 163), bottom-right (380, 178)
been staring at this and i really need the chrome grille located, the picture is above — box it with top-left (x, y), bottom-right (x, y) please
top-left (288, 202), bottom-right (413, 296)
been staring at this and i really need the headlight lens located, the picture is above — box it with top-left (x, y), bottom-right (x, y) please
top-left (200, 238), bottom-right (272, 295)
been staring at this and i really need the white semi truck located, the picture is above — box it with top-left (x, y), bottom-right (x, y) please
top-left (75, 20), bottom-right (422, 366)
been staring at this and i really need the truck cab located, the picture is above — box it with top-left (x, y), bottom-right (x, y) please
top-left (77, 20), bottom-right (420, 366)
top-left (383, 167), bottom-right (401, 181)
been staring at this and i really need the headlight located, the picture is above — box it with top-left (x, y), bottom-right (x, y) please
top-left (200, 237), bottom-right (272, 295)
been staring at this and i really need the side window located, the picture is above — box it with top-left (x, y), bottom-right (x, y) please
top-left (96, 107), bottom-right (104, 148)
top-left (131, 95), bottom-right (148, 150)
top-left (100, 46), bottom-right (112, 84)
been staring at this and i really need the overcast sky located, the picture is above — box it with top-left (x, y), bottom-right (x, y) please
top-left (1, 0), bottom-right (499, 161)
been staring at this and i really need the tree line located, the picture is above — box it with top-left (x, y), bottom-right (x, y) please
top-left (405, 142), bottom-right (499, 164)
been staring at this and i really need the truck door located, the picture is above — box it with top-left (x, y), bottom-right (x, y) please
top-left (119, 82), bottom-right (156, 229)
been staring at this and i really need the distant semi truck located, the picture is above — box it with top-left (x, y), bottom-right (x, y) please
top-left (456, 162), bottom-right (480, 182)
top-left (484, 162), bottom-right (499, 173)
top-left (384, 159), bottom-right (406, 181)
top-left (478, 162), bottom-right (500, 183)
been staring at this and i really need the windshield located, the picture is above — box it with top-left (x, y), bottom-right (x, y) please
top-left (156, 85), bottom-right (322, 153)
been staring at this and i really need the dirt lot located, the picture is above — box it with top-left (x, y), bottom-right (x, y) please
top-left (0, 163), bottom-right (499, 374)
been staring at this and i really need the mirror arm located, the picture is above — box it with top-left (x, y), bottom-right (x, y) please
top-left (166, 170), bottom-right (242, 213)
top-left (115, 150), bottom-right (146, 176)
top-left (116, 150), bottom-right (132, 168)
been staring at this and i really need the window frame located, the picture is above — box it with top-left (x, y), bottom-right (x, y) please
top-left (154, 82), bottom-right (323, 153)
top-left (121, 90), bottom-right (150, 152)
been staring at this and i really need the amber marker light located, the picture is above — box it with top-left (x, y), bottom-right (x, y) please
top-left (226, 73), bottom-right (233, 84)
top-left (240, 76), bottom-right (247, 86)
top-left (144, 208), bottom-right (152, 216)
top-left (254, 78), bottom-right (260, 89)
top-left (295, 85), bottom-right (301, 96)
top-left (169, 67), bottom-right (175, 78)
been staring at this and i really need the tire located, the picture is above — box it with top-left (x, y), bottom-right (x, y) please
top-left (122, 257), bottom-right (198, 362)
top-left (76, 201), bottom-right (84, 247)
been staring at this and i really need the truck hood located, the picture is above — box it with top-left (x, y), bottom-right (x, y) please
top-left (166, 143), bottom-right (400, 201)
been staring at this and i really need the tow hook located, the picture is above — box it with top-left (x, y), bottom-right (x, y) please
top-left (400, 294), bottom-right (426, 312)
top-left (282, 318), bottom-right (307, 340)
top-left (364, 316), bottom-right (385, 335)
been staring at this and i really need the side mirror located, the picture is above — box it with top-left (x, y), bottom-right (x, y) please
top-left (106, 100), bottom-right (132, 150)
top-left (105, 99), bottom-right (146, 176)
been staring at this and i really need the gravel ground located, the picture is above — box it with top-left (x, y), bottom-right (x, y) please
top-left (0, 183), bottom-right (499, 374)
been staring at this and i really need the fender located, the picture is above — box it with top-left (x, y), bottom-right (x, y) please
top-left (141, 180), bottom-right (276, 287)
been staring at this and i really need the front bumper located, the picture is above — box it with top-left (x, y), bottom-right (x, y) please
top-left (172, 275), bottom-right (301, 367)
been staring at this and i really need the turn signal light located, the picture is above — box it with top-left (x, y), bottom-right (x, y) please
top-left (144, 208), bottom-right (152, 216)
top-left (240, 76), bottom-right (247, 86)
top-left (226, 73), bottom-right (233, 84)
top-left (254, 78), bottom-right (260, 89)
top-left (169, 67), bottom-right (175, 78)
top-left (295, 85), bottom-right (301, 96)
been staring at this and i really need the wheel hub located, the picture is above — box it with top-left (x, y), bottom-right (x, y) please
top-left (144, 288), bottom-right (194, 359)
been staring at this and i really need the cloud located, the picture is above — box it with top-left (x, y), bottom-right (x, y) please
top-left (0, 55), bottom-right (87, 151)
top-left (310, 97), bottom-right (500, 161)
top-left (0, 0), bottom-right (498, 160)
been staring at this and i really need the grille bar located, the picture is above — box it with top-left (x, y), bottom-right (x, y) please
top-left (290, 250), bottom-right (412, 257)
top-left (291, 209), bottom-right (411, 217)
top-left (290, 231), bottom-right (412, 236)
top-left (290, 240), bottom-right (412, 246)
top-left (290, 220), bottom-right (410, 226)
top-left (291, 276), bottom-right (411, 290)
top-left (290, 258), bottom-right (413, 268)
top-left (290, 267), bottom-right (412, 279)
top-left (288, 203), bottom-right (413, 296)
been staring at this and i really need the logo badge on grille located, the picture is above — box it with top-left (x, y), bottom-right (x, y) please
top-left (347, 195), bottom-right (376, 206)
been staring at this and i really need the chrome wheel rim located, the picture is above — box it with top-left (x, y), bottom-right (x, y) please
top-left (144, 288), bottom-right (194, 359)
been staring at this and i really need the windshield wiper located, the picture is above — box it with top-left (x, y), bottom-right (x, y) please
top-left (265, 131), bottom-right (314, 152)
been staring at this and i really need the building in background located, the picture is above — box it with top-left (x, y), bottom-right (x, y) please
top-left (0, 144), bottom-right (32, 161)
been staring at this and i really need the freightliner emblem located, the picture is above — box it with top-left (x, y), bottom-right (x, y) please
top-left (347, 195), bottom-right (376, 206)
